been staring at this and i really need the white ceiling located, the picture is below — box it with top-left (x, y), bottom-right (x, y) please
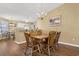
top-left (0, 3), bottom-right (63, 21)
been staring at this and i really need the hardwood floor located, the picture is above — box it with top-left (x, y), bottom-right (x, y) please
top-left (19, 42), bottom-right (79, 56)
top-left (0, 39), bottom-right (24, 56)
top-left (0, 39), bottom-right (79, 56)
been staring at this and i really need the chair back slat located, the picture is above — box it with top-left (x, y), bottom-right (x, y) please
top-left (48, 31), bottom-right (57, 46)
top-left (48, 31), bottom-right (61, 46)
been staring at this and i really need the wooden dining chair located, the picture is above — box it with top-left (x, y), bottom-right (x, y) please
top-left (44, 31), bottom-right (61, 56)
top-left (24, 32), bottom-right (41, 56)
top-left (54, 32), bottom-right (61, 50)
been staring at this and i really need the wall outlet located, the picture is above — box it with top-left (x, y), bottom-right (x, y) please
top-left (72, 38), bottom-right (75, 40)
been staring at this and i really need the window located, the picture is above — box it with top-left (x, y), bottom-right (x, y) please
top-left (0, 20), bottom-right (9, 36)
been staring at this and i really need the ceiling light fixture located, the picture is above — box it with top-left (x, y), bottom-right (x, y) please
top-left (37, 8), bottom-right (47, 20)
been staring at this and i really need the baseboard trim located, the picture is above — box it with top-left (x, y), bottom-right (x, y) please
top-left (15, 40), bottom-right (79, 48)
top-left (59, 42), bottom-right (79, 48)
top-left (15, 41), bottom-right (26, 44)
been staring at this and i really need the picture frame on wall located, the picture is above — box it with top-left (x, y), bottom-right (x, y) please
top-left (49, 15), bottom-right (61, 26)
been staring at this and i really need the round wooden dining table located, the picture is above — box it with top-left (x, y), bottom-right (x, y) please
top-left (0, 39), bottom-right (25, 56)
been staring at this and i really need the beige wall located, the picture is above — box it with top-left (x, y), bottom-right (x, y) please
top-left (37, 4), bottom-right (79, 45)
